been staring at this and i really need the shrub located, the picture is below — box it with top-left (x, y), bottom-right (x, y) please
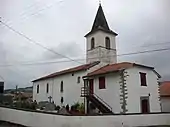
top-left (55, 105), bottom-right (60, 111)
top-left (71, 102), bottom-right (85, 113)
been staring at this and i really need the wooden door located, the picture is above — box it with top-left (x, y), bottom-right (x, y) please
top-left (141, 97), bottom-right (150, 113)
top-left (89, 79), bottom-right (94, 95)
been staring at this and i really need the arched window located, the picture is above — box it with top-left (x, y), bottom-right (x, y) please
top-left (105, 37), bottom-right (110, 49)
top-left (60, 81), bottom-right (64, 93)
top-left (91, 38), bottom-right (95, 49)
top-left (77, 76), bottom-right (81, 83)
top-left (37, 85), bottom-right (39, 94)
top-left (46, 83), bottom-right (49, 93)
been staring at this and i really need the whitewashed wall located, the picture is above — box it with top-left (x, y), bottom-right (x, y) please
top-left (0, 107), bottom-right (170, 127)
top-left (161, 97), bottom-right (170, 112)
top-left (33, 70), bottom-right (86, 106)
top-left (93, 73), bottom-right (121, 113)
top-left (126, 67), bottom-right (161, 113)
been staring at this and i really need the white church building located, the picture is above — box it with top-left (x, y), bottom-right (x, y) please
top-left (32, 4), bottom-right (161, 114)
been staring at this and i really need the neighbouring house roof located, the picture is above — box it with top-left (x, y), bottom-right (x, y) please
top-left (86, 62), bottom-right (161, 77)
top-left (19, 92), bottom-right (33, 98)
top-left (160, 81), bottom-right (170, 97)
top-left (32, 61), bottom-right (100, 82)
top-left (85, 4), bottom-right (117, 37)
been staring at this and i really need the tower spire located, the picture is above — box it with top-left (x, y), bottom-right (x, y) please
top-left (91, 4), bottom-right (110, 31)
top-left (85, 3), bottom-right (118, 37)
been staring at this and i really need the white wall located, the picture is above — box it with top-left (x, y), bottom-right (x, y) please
top-left (161, 97), bottom-right (170, 112)
top-left (126, 67), bottom-right (161, 113)
top-left (87, 47), bottom-right (116, 65)
top-left (33, 70), bottom-right (86, 106)
top-left (93, 73), bottom-right (121, 113)
top-left (86, 31), bottom-right (117, 64)
top-left (0, 107), bottom-right (170, 127)
top-left (33, 66), bottom-right (161, 114)
top-left (33, 79), bottom-right (53, 102)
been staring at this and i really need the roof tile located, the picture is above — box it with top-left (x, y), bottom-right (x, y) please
top-left (160, 81), bottom-right (170, 97)
top-left (32, 61), bottom-right (99, 82)
top-left (87, 62), bottom-right (133, 76)
top-left (87, 62), bottom-right (155, 77)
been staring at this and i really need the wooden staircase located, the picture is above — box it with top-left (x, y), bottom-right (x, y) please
top-left (81, 87), bottom-right (113, 114)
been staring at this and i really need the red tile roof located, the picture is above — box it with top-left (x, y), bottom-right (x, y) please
top-left (160, 81), bottom-right (170, 97)
top-left (86, 62), bottom-right (157, 77)
top-left (32, 61), bottom-right (99, 82)
top-left (33, 62), bottom-right (160, 82)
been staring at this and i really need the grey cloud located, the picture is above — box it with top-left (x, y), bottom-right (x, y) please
top-left (42, 41), bottom-right (84, 60)
top-left (0, 0), bottom-right (170, 89)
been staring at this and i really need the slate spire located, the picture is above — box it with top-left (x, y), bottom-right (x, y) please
top-left (85, 4), bottom-right (117, 37)
top-left (91, 4), bottom-right (110, 31)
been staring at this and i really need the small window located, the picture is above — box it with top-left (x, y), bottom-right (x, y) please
top-left (60, 81), bottom-right (64, 92)
top-left (37, 85), bottom-right (39, 94)
top-left (91, 38), bottom-right (95, 49)
top-left (99, 77), bottom-right (106, 89)
top-left (46, 83), bottom-right (49, 93)
top-left (140, 72), bottom-right (147, 86)
top-left (77, 76), bottom-right (81, 83)
top-left (105, 37), bottom-right (110, 49)
top-left (72, 73), bottom-right (74, 76)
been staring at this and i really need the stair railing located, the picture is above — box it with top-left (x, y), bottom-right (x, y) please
top-left (81, 87), bottom-right (112, 112)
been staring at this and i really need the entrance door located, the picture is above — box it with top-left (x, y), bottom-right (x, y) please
top-left (89, 79), bottom-right (94, 95)
top-left (141, 97), bottom-right (150, 113)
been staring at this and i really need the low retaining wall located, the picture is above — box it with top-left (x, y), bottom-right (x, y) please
top-left (0, 107), bottom-right (170, 127)
top-left (0, 121), bottom-right (26, 127)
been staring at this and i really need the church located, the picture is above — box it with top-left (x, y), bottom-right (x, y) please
top-left (32, 4), bottom-right (161, 114)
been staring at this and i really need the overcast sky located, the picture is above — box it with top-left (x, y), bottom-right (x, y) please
top-left (0, 0), bottom-right (170, 89)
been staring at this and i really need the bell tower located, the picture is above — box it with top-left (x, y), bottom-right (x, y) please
top-left (85, 4), bottom-right (118, 65)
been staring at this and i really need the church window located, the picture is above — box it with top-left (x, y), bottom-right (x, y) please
top-left (46, 83), bottom-right (49, 93)
top-left (91, 38), bottom-right (95, 49)
top-left (60, 81), bottom-right (64, 92)
top-left (140, 72), bottom-right (147, 86)
top-left (99, 77), bottom-right (106, 89)
top-left (77, 76), bottom-right (81, 83)
top-left (37, 85), bottom-right (39, 94)
top-left (105, 37), bottom-right (110, 49)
